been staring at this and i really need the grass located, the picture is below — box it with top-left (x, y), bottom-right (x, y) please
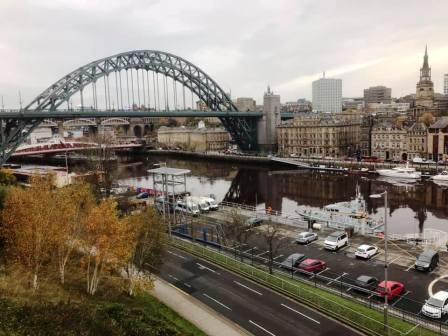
top-left (0, 252), bottom-right (206, 336)
top-left (172, 239), bottom-right (438, 336)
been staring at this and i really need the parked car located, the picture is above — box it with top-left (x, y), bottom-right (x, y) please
top-left (187, 196), bottom-right (210, 213)
top-left (280, 253), bottom-right (307, 270)
top-left (354, 275), bottom-right (379, 292)
top-left (375, 281), bottom-right (405, 300)
top-left (176, 200), bottom-right (200, 216)
top-left (421, 291), bottom-right (448, 319)
top-left (200, 196), bottom-right (219, 210)
top-left (296, 231), bottom-right (318, 244)
top-left (246, 217), bottom-right (263, 227)
top-left (298, 258), bottom-right (327, 273)
top-left (355, 244), bottom-right (378, 260)
top-left (324, 231), bottom-right (348, 251)
top-left (415, 250), bottom-right (439, 272)
top-left (136, 192), bottom-right (149, 199)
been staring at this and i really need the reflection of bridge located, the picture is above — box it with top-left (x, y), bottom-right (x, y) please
top-left (12, 140), bottom-right (142, 157)
top-left (0, 50), bottom-right (265, 164)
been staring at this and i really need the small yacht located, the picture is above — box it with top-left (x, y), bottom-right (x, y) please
top-left (432, 171), bottom-right (448, 181)
top-left (377, 162), bottom-right (421, 179)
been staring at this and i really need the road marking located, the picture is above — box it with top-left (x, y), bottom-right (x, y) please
top-left (346, 287), bottom-right (352, 293)
top-left (278, 236), bottom-right (287, 240)
top-left (249, 320), bottom-right (276, 336)
top-left (405, 263), bottom-right (415, 272)
top-left (392, 291), bottom-right (411, 307)
top-left (280, 303), bottom-right (320, 324)
top-left (256, 250), bottom-right (270, 257)
top-left (315, 267), bottom-right (330, 276)
top-left (388, 256), bottom-right (401, 265)
top-left (196, 263), bottom-right (221, 275)
top-left (168, 274), bottom-right (179, 281)
top-left (326, 272), bottom-right (348, 285)
top-left (183, 283), bottom-right (191, 288)
top-left (243, 247), bottom-right (256, 253)
top-left (167, 250), bottom-right (186, 259)
top-left (203, 293), bottom-right (232, 311)
top-left (273, 254), bottom-right (284, 260)
top-left (233, 281), bottom-right (263, 296)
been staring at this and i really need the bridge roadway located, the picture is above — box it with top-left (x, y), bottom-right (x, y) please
top-left (158, 246), bottom-right (361, 336)
top-left (0, 109), bottom-right (263, 119)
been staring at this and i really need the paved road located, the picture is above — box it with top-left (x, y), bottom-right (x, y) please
top-left (158, 246), bottom-right (362, 336)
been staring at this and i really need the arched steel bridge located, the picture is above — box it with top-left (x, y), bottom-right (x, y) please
top-left (0, 50), bottom-right (262, 164)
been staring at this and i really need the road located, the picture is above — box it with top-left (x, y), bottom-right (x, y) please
top-left (158, 246), bottom-right (362, 336)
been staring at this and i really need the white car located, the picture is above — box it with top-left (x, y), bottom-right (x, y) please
top-left (422, 291), bottom-right (448, 319)
top-left (355, 244), bottom-right (378, 259)
top-left (296, 232), bottom-right (318, 244)
top-left (324, 231), bottom-right (348, 251)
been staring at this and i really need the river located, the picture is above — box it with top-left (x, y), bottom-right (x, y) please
top-left (114, 154), bottom-right (448, 235)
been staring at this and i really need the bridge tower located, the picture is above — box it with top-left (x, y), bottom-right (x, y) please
top-left (257, 86), bottom-right (281, 152)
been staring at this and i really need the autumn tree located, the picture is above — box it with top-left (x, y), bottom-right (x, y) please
top-left (83, 199), bottom-right (135, 295)
top-left (1, 175), bottom-right (57, 289)
top-left (419, 112), bottom-right (435, 127)
top-left (124, 206), bottom-right (166, 296)
top-left (53, 183), bottom-right (95, 284)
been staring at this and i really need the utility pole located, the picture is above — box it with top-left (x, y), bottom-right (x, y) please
top-left (18, 90), bottom-right (23, 110)
top-left (1, 96), bottom-right (4, 111)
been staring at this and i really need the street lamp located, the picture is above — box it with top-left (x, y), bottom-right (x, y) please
top-left (370, 191), bottom-right (388, 334)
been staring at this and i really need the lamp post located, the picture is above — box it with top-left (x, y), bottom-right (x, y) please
top-left (370, 191), bottom-right (388, 334)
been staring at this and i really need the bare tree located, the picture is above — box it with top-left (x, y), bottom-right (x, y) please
top-left (260, 218), bottom-right (286, 274)
top-left (226, 209), bottom-right (254, 261)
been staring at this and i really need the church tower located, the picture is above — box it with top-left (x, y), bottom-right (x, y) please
top-left (415, 45), bottom-right (434, 108)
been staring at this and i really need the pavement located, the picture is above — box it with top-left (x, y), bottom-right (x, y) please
top-left (157, 247), bottom-right (363, 336)
top-left (151, 275), bottom-right (251, 336)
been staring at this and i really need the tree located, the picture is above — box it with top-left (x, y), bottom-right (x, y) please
top-left (1, 175), bottom-right (57, 289)
top-left (124, 206), bottom-right (166, 296)
top-left (419, 112), bottom-right (435, 127)
top-left (86, 134), bottom-right (117, 198)
top-left (53, 183), bottom-right (95, 284)
top-left (226, 209), bottom-right (253, 261)
top-left (260, 218), bottom-right (286, 274)
top-left (83, 199), bottom-right (134, 295)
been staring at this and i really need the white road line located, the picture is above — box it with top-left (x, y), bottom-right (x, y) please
top-left (249, 320), bottom-right (276, 336)
top-left (346, 287), bottom-right (352, 293)
top-left (315, 267), bottom-right (330, 276)
top-left (392, 291), bottom-right (411, 307)
top-left (233, 281), bottom-right (263, 296)
top-left (167, 250), bottom-right (186, 259)
top-left (273, 254), bottom-right (284, 260)
top-left (280, 303), bottom-right (320, 324)
top-left (256, 250), bottom-right (270, 257)
top-left (278, 236), bottom-right (287, 240)
top-left (326, 272), bottom-right (348, 285)
top-left (168, 274), bottom-right (179, 281)
top-left (388, 256), bottom-right (401, 265)
top-left (196, 262), bottom-right (221, 275)
top-left (203, 293), bottom-right (232, 311)
top-left (183, 283), bottom-right (191, 288)
top-left (243, 247), bottom-right (256, 253)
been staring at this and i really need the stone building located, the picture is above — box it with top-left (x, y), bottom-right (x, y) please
top-left (257, 86), bottom-right (281, 152)
top-left (234, 97), bottom-right (257, 112)
top-left (364, 86), bottom-right (392, 105)
top-left (371, 123), bottom-right (407, 161)
top-left (157, 126), bottom-right (230, 152)
top-left (427, 117), bottom-right (448, 161)
top-left (277, 115), bottom-right (360, 157)
top-left (415, 46), bottom-right (434, 109)
top-left (406, 122), bottom-right (428, 160)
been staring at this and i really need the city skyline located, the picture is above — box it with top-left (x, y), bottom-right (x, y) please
top-left (1, 0), bottom-right (448, 107)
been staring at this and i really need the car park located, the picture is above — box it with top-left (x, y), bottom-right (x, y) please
top-left (414, 250), bottom-right (439, 272)
top-left (355, 244), bottom-right (378, 260)
top-left (296, 231), bottom-right (318, 244)
top-left (280, 253), bottom-right (306, 270)
top-left (376, 281), bottom-right (405, 300)
top-left (354, 275), bottom-right (379, 292)
top-left (421, 291), bottom-right (448, 319)
top-left (298, 258), bottom-right (326, 273)
top-left (324, 231), bottom-right (348, 251)
top-left (246, 217), bottom-right (263, 227)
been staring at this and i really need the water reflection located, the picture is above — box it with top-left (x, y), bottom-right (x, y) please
top-left (117, 156), bottom-right (448, 235)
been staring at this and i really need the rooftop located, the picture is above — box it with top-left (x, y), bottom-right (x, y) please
top-left (429, 117), bottom-right (448, 129)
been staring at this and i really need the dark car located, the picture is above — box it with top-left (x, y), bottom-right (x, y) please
top-left (354, 275), bottom-right (379, 293)
top-left (136, 192), bottom-right (149, 199)
top-left (246, 217), bottom-right (263, 227)
top-left (280, 253), bottom-right (306, 270)
top-left (415, 250), bottom-right (439, 272)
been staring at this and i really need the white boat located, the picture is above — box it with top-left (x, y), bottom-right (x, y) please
top-left (377, 162), bottom-right (421, 179)
top-left (432, 171), bottom-right (448, 181)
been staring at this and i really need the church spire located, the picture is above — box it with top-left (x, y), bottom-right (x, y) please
top-left (420, 45), bottom-right (431, 82)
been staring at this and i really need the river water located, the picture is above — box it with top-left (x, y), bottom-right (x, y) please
top-left (113, 154), bottom-right (448, 235)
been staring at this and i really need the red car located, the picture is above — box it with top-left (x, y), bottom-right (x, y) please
top-left (298, 258), bottom-right (327, 273)
top-left (375, 281), bottom-right (405, 300)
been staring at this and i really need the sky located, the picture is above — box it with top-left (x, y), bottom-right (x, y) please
top-left (1, 0), bottom-right (448, 108)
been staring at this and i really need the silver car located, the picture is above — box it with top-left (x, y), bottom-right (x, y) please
top-left (296, 232), bottom-right (318, 244)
